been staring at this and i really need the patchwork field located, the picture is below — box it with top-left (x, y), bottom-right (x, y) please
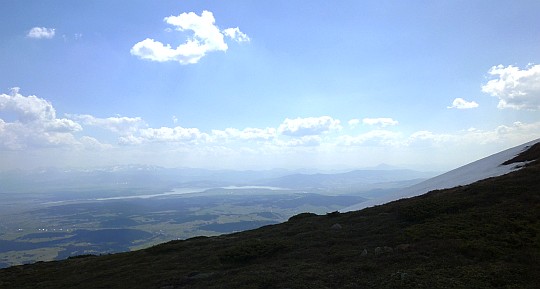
top-left (0, 186), bottom-right (365, 267)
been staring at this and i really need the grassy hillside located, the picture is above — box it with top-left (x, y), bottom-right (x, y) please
top-left (1, 148), bottom-right (539, 288)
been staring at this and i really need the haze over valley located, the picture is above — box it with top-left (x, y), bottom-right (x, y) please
top-left (0, 165), bottom-right (436, 267)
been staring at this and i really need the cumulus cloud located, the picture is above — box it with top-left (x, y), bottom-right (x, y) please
top-left (27, 27), bottom-right (56, 39)
top-left (120, 126), bottom-right (208, 145)
top-left (211, 127), bottom-right (276, 141)
top-left (339, 130), bottom-right (402, 146)
top-left (79, 136), bottom-right (113, 151)
top-left (130, 10), bottom-right (249, 64)
top-left (118, 134), bottom-right (143, 146)
top-left (277, 135), bottom-right (322, 147)
top-left (2, 88), bottom-right (54, 122)
top-left (362, 117), bottom-right (399, 127)
top-left (0, 88), bottom-right (81, 132)
top-left (278, 116), bottom-right (341, 137)
top-left (223, 27), bottom-right (250, 43)
top-left (348, 119), bottom-right (360, 128)
top-left (335, 120), bottom-right (540, 150)
top-left (447, 98), bottom-right (479, 109)
top-left (130, 38), bottom-right (205, 64)
top-left (140, 126), bottom-right (205, 142)
top-left (482, 64), bottom-right (540, 110)
top-left (164, 11), bottom-right (227, 50)
top-left (406, 121), bottom-right (540, 147)
top-left (68, 114), bottom-right (146, 135)
top-left (3, 87), bottom-right (538, 170)
top-left (0, 88), bottom-right (82, 149)
top-left (407, 130), bottom-right (456, 146)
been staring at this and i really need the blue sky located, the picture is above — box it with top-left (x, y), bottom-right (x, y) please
top-left (1, 0), bottom-right (540, 171)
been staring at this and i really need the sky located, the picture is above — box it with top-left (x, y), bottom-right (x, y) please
top-left (1, 0), bottom-right (540, 171)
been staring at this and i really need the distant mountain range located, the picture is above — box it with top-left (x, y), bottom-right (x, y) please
top-left (0, 164), bottom-right (437, 194)
top-left (257, 169), bottom-right (436, 190)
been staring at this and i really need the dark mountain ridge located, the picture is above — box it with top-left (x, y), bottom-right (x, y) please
top-left (0, 142), bottom-right (539, 288)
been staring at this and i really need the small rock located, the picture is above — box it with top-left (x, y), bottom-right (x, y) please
top-left (331, 223), bottom-right (342, 230)
top-left (383, 246), bottom-right (393, 253)
top-left (395, 244), bottom-right (411, 252)
top-left (360, 248), bottom-right (368, 256)
top-left (375, 246), bottom-right (393, 255)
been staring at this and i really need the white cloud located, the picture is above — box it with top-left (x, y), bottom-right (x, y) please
top-left (45, 118), bottom-right (82, 133)
top-left (407, 130), bottom-right (456, 146)
top-left (223, 27), bottom-right (250, 43)
top-left (211, 127), bottom-right (276, 141)
top-left (139, 126), bottom-right (205, 142)
top-left (278, 116), bottom-right (342, 137)
top-left (0, 120), bottom-right (23, 150)
top-left (337, 121), bottom-right (540, 150)
top-left (447, 98), bottom-right (479, 109)
top-left (0, 88), bottom-right (81, 132)
top-left (130, 10), bottom-right (249, 64)
top-left (362, 117), bottom-right (399, 127)
top-left (79, 136), bottom-right (112, 151)
top-left (164, 11), bottom-right (227, 51)
top-left (482, 64), bottom-right (540, 110)
top-left (120, 126), bottom-right (208, 145)
top-left (0, 88), bottom-right (82, 149)
top-left (3, 88), bottom-right (539, 170)
top-left (1, 87), bottom-right (55, 122)
top-left (118, 134), bottom-right (144, 146)
top-left (407, 121), bottom-right (540, 147)
top-left (68, 114), bottom-right (146, 135)
top-left (27, 27), bottom-right (56, 39)
top-left (348, 119), bottom-right (360, 128)
top-left (339, 130), bottom-right (402, 146)
top-left (130, 38), bottom-right (206, 64)
top-left (276, 135), bottom-right (322, 147)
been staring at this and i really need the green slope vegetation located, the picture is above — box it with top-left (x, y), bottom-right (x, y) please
top-left (1, 148), bottom-right (539, 288)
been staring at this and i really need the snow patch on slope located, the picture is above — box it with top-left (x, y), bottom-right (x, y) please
top-left (341, 139), bottom-right (540, 212)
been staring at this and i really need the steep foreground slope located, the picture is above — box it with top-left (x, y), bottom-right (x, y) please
top-left (1, 144), bottom-right (539, 289)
